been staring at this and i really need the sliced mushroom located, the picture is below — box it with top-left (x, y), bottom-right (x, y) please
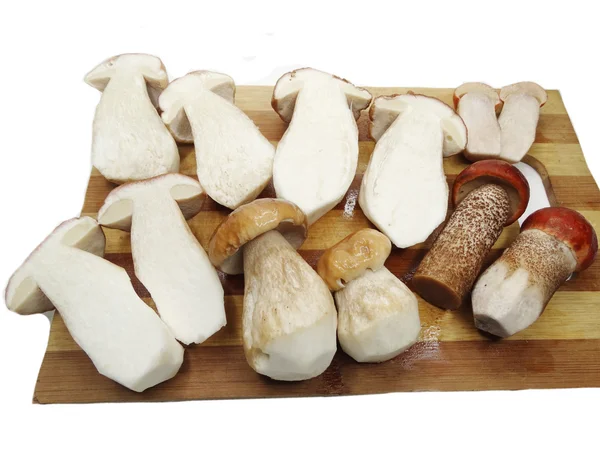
top-left (473, 207), bottom-right (597, 337)
top-left (5, 217), bottom-right (183, 392)
top-left (85, 53), bottom-right (179, 184)
top-left (272, 68), bottom-right (372, 225)
top-left (359, 93), bottom-right (467, 248)
top-left (413, 160), bottom-right (530, 310)
top-left (98, 173), bottom-right (225, 345)
top-left (208, 198), bottom-right (337, 381)
top-left (159, 71), bottom-right (275, 209)
top-left (318, 229), bottom-right (420, 363)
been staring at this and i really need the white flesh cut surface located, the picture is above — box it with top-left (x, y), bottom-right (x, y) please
top-left (459, 92), bottom-right (502, 160)
top-left (499, 93), bottom-right (541, 163)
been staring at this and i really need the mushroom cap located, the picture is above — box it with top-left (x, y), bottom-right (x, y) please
top-left (317, 229), bottom-right (392, 291)
top-left (208, 198), bottom-right (308, 275)
top-left (159, 70), bottom-right (236, 143)
top-left (452, 160), bottom-right (530, 226)
top-left (522, 207), bottom-right (598, 272)
top-left (453, 82), bottom-right (502, 113)
top-left (85, 53), bottom-right (168, 92)
top-left (500, 82), bottom-right (547, 107)
top-left (368, 93), bottom-right (468, 156)
top-left (98, 174), bottom-right (205, 231)
top-left (271, 68), bottom-right (372, 123)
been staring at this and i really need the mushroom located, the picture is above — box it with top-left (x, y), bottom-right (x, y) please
top-left (272, 68), bottom-right (372, 225)
top-left (412, 160), bottom-right (530, 310)
top-left (85, 53), bottom-right (179, 184)
top-left (454, 82), bottom-right (502, 161)
top-left (473, 207), bottom-right (597, 337)
top-left (359, 93), bottom-right (467, 248)
top-left (97, 173), bottom-right (225, 345)
top-left (208, 198), bottom-right (337, 381)
top-left (5, 217), bottom-right (183, 392)
top-left (159, 71), bottom-right (275, 209)
top-left (498, 82), bottom-right (547, 163)
top-left (317, 229), bottom-right (421, 363)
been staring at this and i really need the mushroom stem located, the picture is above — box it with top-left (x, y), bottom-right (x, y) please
top-left (458, 92), bottom-right (502, 161)
top-left (499, 93), bottom-right (541, 163)
top-left (413, 183), bottom-right (510, 309)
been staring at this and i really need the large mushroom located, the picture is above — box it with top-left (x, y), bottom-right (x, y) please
top-left (359, 93), bottom-right (467, 248)
top-left (85, 53), bottom-right (179, 184)
top-left (159, 71), bottom-right (275, 209)
top-left (473, 207), bottom-right (597, 337)
top-left (208, 198), bottom-right (337, 381)
top-left (413, 160), bottom-right (530, 310)
top-left (97, 173), bottom-right (225, 345)
top-left (317, 229), bottom-right (421, 363)
top-left (5, 217), bottom-right (183, 392)
top-left (272, 68), bottom-right (372, 225)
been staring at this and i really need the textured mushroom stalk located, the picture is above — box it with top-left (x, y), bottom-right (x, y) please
top-left (413, 184), bottom-right (510, 309)
top-left (242, 230), bottom-right (337, 381)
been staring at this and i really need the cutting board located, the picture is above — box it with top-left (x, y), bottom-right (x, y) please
top-left (33, 87), bottom-right (600, 404)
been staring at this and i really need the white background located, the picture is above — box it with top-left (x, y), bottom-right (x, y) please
top-left (1, 1), bottom-right (598, 448)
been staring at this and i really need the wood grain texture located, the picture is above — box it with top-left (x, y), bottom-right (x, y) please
top-left (34, 87), bottom-right (600, 404)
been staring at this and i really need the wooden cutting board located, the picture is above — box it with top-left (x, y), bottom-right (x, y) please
top-left (33, 87), bottom-right (600, 404)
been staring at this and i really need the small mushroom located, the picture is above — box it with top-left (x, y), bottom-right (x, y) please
top-left (473, 207), bottom-right (597, 337)
top-left (98, 173), bottom-right (225, 345)
top-left (413, 160), bottom-right (530, 310)
top-left (272, 68), bottom-right (372, 225)
top-left (317, 229), bottom-right (421, 363)
top-left (5, 217), bottom-right (183, 392)
top-left (454, 82), bottom-right (502, 161)
top-left (359, 93), bottom-right (467, 248)
top-left (208, 198), bottom-right (337, 381)
top-left (159, 71), bottom-right (275, 209)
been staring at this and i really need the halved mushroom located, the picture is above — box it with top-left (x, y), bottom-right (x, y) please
top-left (98, 173), bottom-right (225, 345)
top-left (359, 93), bottom-right (467, 248)
top-left (85, 53), bottom-right (179, 184)
top-left (208, 198), bottom-right (337, 381)
top-left (413, 160), bottom-right (530, 310)
top-left (473, 207), bottom-right (597, 337)
top-left (5, 217), bottom-right (183, 392)
top-left (160, 71), bottom-right (275, 209)
top-left (272, 68), bottom-right (372, 225)
top-left (317, 229), bottom-right (421, 363)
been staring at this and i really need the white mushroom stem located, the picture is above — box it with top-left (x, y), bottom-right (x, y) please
top-left (498, 93), bottom-right (541, 163)
top-left (335, 267), bottom-right (421, 363)
top-left (458, 92), bottom-right (502, 160)
top-left (242, 230), bottom-right (337, 381)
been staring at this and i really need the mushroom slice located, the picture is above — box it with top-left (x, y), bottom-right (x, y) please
top-left (272, 68), bottom-right (372, 225)
top-left (98, 174), bottom-right (225, 345)
top-left (318, 229), bottom-right (420, 363)
top-left (209, 198), bottom-right (337, 381)
top-left (359, 93), bottom-right (467, 248)
top-left (160, 71), bottom-right (275, 209)
top-left (5, 217), bottom-right (183, 392)
top-left (85, 54), bottom-right (179, 184)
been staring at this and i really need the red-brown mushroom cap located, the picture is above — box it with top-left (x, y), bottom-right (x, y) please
top-left (452, 160), bottom-right (530, 226)
top-left (522, 207), bottom-right (598, 272)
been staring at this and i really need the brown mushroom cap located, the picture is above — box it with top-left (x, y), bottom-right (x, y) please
top-left (452, 160), bottom-right (530, 226)
top-left (453, 82), bottom-right (502, 113)
top-left (522, 207), bottom-right (598, 272)
top-left (500, 82), bottom-right (547, 107)
top-left (317, 229), bottom-right (392, 291)
top-left (208, 198), bottom-right (308, 275)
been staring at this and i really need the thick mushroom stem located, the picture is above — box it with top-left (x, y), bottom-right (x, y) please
top-left (413, 184), bottom-right (510, 310)
top-left (242, 230), bottom-right (337, 381)
top-left (498, 93), bottom-right (541, 163)
top-left (472, 229), bottom-right (577, 337)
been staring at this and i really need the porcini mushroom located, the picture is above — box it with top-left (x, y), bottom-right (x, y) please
top-left (159, 71), bottom-right (275, 209)
top-left (473, 207), bottom-right (597, 337)
top-left (413, 160), bottom-right (530, 310)
top-left (359, 93), bottom-right (467, 248)
top-left (208, 198), bottom-right (337, 381)
top-left (85, 53), bottom-right (179, 184)
top-left (498, 82), bottom-right (547, 163)
top-left (317, 229), bottom-right (421, 363)
top-left (5, 217), bottom-right (184, 392)
top-left (98, 173), bottom-right (225, 345)
top-left (272, 68), bottom-right (372, 225)
top-left (454, 82), bottom-right (502, 161)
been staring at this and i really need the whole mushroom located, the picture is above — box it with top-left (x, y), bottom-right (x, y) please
top-left (413, 160), bottom-right (530, 310)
